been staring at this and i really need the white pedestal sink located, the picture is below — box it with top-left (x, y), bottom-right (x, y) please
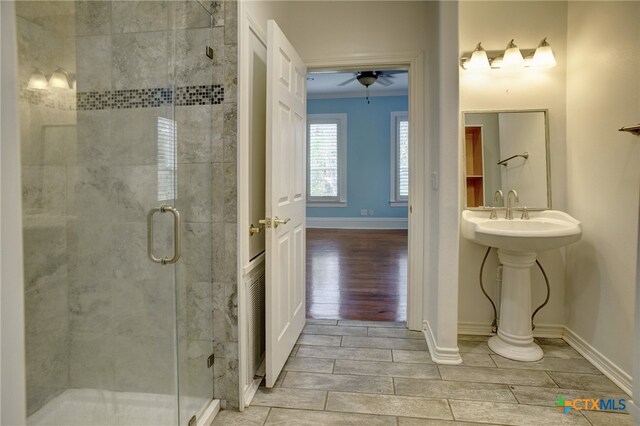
top-left (461, 210), bottom-right (582, 361)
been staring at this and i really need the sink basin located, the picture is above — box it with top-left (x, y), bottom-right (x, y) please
top-left (461, 210), bottom-right (582, 252)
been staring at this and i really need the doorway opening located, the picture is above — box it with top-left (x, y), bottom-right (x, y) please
top-left (237, 18), bottom-right (426, 405)
top-left (305, 69), bottom-right (409, 322)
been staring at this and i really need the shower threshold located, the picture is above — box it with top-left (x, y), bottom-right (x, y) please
top-left (27, 388), bottom-right (219, 426)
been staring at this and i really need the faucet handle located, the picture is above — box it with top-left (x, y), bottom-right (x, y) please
top-left (489, 207), bottom-right (498, 220)
top-left (521, 207), bottom-right (529, 220)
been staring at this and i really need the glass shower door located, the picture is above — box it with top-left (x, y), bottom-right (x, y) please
top-left (172, 0), bottom-right (217, 424)
top-left (17, 1), bottom-right (216, 424)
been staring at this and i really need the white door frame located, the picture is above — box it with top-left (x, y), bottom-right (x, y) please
top-left (237, 7), bottom-right (268, 411)
top-left (305, 52), bottom-right (425, 333)
top-left (1, 1), bottom-right (28, 423)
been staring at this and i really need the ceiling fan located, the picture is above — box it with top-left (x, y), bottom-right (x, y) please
top-left (337, 70), bottom-right (405, 103)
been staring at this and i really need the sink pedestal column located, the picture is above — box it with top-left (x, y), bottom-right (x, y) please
top-left (488, 249), bottom-right (543, 362)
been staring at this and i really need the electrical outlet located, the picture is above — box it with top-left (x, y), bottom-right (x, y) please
top-left (368, 209), bottom-right (374, 216)
top-left (360, 209), bottom-right (368, 216)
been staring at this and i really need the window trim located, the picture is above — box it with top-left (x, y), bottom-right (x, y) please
top-left (390, 111), bottom-right (409, 206)
top-left (306, 113), bottom-right (347, 206)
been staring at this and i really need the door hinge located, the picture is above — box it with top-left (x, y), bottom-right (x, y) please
top-left (207, 353), bottom-right (215, 368)
top-left (188, 415), bottom-right (197, 426)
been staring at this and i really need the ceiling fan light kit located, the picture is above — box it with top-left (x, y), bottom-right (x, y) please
top-left (339, 70), bottom-right (403, 104)
top-left (356, 71), bottom-right (379, 87)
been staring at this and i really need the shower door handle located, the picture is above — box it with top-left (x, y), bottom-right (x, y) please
top-left (147, 205), bottom-right (182, 265)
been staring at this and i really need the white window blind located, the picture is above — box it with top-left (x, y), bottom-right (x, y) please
top-left (307, 113), bottom-right (347, 205)
top-left (398, 119), bottom-right (409, 198)
top-left (390, 112), bottom-right (409, 205)
top-left (309, 122), bottom-right (338, 198)
top-left (157, 117), bottom-right (177, 201)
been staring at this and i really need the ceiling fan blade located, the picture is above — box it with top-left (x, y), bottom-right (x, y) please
top-left (380, 70), bottom-right (407, 75)
top-left (376, 76), bottom-right (393, 86)
top-left (337, 77), bottom-right (357, 86)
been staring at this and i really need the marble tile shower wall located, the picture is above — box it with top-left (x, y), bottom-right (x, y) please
top-left (213, 0), bottom-right (240, 409)
top-left (19, 0), bottom-right (239, 415)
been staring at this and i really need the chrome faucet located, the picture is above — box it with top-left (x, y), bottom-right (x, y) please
top-left (506, 189), bottom-right (519, 220)
top-left (489, 190), bottom-right (504, 219)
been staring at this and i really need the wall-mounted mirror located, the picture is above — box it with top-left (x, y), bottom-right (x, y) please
top-left (463, 110), bottom-right (551, 209)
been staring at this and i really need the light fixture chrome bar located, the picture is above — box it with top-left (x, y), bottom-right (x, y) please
top-left (461, 37), bottom-right (556, 70)
top-left (619, 124), bottom-right (640, 136)
top-left (498, 152), bottom-right (529, 166)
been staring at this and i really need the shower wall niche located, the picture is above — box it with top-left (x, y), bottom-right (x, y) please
top-left (17, 1), bottom-right (239, 423)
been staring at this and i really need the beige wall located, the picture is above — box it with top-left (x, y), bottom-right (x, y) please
top-left (460, 0), bottom-right (639, 386)
top-left (459, 1), bottom-right (568, 328)
top-left (565, 0), bottom-right (639, 380)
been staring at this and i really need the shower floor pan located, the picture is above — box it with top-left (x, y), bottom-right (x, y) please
top-left (28, 388), bottom-right (218, 426)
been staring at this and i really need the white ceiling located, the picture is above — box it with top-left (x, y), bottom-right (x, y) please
top-left (307, 70), bottom-right (408, 99)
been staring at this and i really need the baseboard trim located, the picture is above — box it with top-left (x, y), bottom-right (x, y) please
top-left (457, 322), bottom-right (493, 336)
top-left (306, 217), bottom-right (408, 230)
top-left (423, 321), bottom-right (462, 365)
top-left (243, 378), bottom-right (262, 408)
top-left (532, 324), bottom-right (566, 338)
top-left (197, 399), bottom-right (220, 426)
top-left (457, 321), bottom-right (564, 338)
top-left (563, 327), bottom-right (632, 396)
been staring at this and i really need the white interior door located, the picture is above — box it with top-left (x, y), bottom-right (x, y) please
top-left (265, 20), bottom-right (307, 387)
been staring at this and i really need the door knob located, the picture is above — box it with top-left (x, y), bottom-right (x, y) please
top-left (272, 216), bottom-right (290, 228)
top-left (258, 216), bottom-right (291, 229)
top-left (249, 223), bottom-right (263, 236)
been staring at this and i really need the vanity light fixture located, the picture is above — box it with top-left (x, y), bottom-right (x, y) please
top-left (27, 69), bottom-right (48, 90)
top-left (28, 67), bottom-right (74, 90)
top-left (461, 37), bottom-right (557, 71)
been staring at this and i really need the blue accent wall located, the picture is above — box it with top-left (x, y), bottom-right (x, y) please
top-left (307, 96), bottom-right (408, 218)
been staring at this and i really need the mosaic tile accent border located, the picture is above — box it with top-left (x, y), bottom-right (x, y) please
top-left (175, 85), bottom-right (224, 106)
top-left (75, 91), bottom-right (110, 110)
top-left (20, 84), bottom-right (224, 111)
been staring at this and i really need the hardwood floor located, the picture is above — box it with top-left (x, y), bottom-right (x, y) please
top-left (306, 228), bottom-right (407, 321)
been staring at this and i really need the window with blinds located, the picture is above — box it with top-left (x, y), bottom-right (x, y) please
top-left (307, 114), bottom-right (347, 205)
top-left (391, 112), bottom-right (409, 204)
top-left (157, 117), bottom-right (177, 201)
top-left (397, 119), bottom-right (409, 198)
top-left (309, 122), bottom-right (338, 197)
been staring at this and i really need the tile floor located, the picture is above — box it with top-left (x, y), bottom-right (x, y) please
top-left (213, 320), bottom-right (634, 425)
